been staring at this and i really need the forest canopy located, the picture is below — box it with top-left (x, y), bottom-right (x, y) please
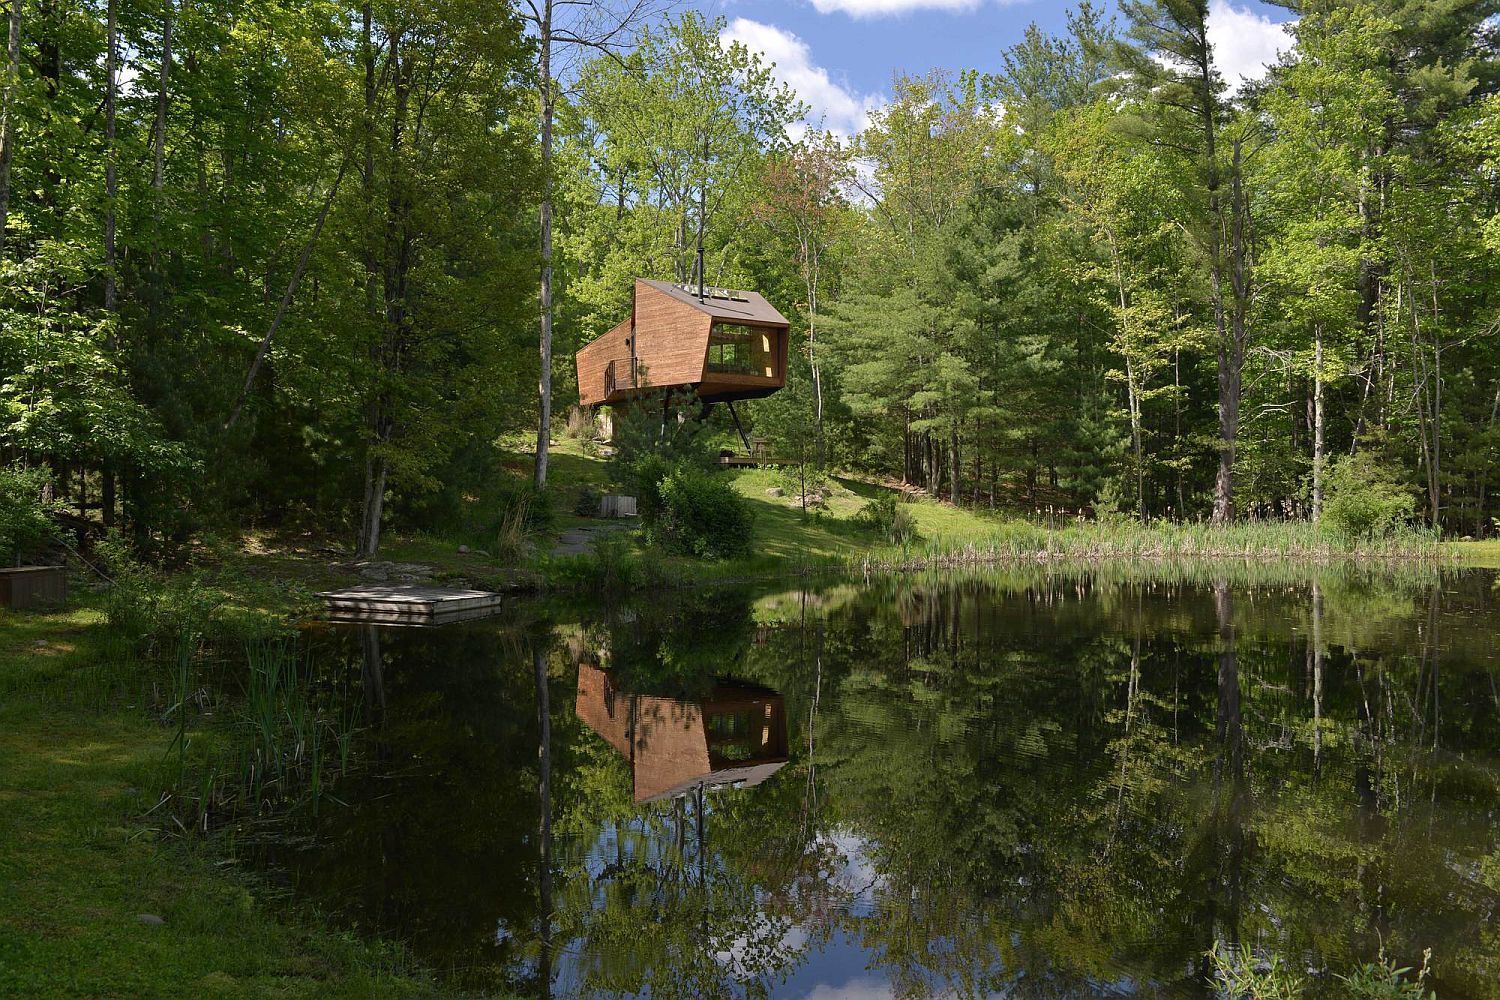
top-left (4, 0), bottom-right (1500, 554)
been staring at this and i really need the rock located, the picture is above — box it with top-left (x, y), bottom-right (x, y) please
top-left (32, 639), bottom-right (47, 648)
top-left (806, 492), bottom-right (827, 505)
top-left (137, 913), bottom-right (165, 926)
top-left (458, 544), bottom-right (470, 554)
top-left (766, 487), bottom-right (784, 497)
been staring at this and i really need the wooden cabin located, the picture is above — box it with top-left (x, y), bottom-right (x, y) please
top-left (575, 279), bottom-right (790, 408)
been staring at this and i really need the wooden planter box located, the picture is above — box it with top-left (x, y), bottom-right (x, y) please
top-left (600, 495), bottom-right (637, 518)
top-left (0, 566), bottom-right (67, 610)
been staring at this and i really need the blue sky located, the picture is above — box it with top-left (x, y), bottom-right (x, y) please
top-left (704, 0), bottom-right (1297, 136)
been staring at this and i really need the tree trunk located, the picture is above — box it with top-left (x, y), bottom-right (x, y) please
top-left (1312, 324), bottom-right (1325, 523)
top-left (358, 450), bottom-right (387, 558)
top-left (104, 0), bottom-right (117, 313)
top-left (102, 0), bottom-right (118, 527)
top-left (0, 0), bottom-right (21, 261)
top-left (949, 424), bottom-right (959, 505)
top-left (533, 0), bottom-right (554, 490)
top-left (1213, 137), bottom-right (1249, 523)
top-left (357, 27), bottom-right (410, 558)
top-left (808, 247), bottom-right (825, 470)
top-left (148, 3), bottom-right (171, 319)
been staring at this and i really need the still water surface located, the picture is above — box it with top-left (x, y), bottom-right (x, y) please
top-left (272, 571), bottom-right (1500, 998)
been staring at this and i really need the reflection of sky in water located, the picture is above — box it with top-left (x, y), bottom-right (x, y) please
top-left (279, 577), bottom-right (1500, 1000)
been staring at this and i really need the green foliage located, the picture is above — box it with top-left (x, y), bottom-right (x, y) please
top-left (1322, 454), bottom-right (1413, 540)
top-left (1206, 942), bottom-right (1305, 999)
top-left (855, 492), bottom-right (920, 545)
top-left (771, 463), bottom-right (833, 509)
top-left (587, 529), bottom-right (637, 590)
top-left (574, 485), bottom-right (603, 517)
top-left (0, 464), bottom-right (60, 563)
top-left (492, 478), bottom-right (555, 561)
top-left (605, 390), bottom-right (721, 489)
top-left (1338, 949), bottom-right (1434, 999)
top-left (646, 465), bottom-right (755, 560)
top-left (628, 452), bottom-right (677, 529)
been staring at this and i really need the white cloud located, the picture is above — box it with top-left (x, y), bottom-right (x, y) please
top-left (721, 17), bottom-right (884, 139)
top-left (1208, 0), bottom-right (1293, 92)
top-left (801, 977), bottom-right (895, 1000)
top-left (807, 0), bottom-right (983, 17)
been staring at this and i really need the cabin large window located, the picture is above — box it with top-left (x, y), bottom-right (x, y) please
top-left (707, 323), bottom-right (776, 377)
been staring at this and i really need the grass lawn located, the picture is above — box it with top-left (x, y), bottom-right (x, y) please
top-left (726, 468), bottom-right (998, 566)
top-left (1447, 539), bottom-right (1500, 569)
top-left (0, 604), bottom-right (471, 999)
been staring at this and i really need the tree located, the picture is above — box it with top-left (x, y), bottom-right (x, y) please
top-left (1116, 0), bottom-right (1255, 522)
top-left (518, 0), bottom-right (661, 491)
top-left (751, 132), bottom-right (851, 469)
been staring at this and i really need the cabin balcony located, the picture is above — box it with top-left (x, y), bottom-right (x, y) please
top-left (603, 358), bottom-right (640, 400)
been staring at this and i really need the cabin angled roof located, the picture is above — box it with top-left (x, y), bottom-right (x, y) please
top-left (639, 279), bottom-right (789, 327)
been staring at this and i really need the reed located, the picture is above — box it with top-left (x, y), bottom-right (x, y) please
top-left (142, 635), bottom-right (363, 837)
top-left (853, 519), bottom-right (1449, 574)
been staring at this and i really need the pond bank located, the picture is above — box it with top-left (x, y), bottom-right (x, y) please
top-left (0, 602), bottom-right (486, 998)
top-left (0, 515), bottom-right (1471, 996)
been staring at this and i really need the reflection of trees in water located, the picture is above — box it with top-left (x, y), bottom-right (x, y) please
top-left (710, 577), bottom-right (1500, 998)
top-left (275, 578), bottom-right (1500, 999)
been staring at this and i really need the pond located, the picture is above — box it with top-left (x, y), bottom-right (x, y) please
top-left (261, 569), bottom-right (1500, 998)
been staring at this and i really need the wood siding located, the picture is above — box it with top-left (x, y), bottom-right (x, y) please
top-left (575, 316), bottom-right (633, 406)
top-left (632, 280), bottom-right (712, 388)
top-left (575, 278), bottom-right (790, 407)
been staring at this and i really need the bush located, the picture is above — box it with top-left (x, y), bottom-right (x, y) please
top-left (563, 405), bottom-right (598, 442)
top-left (492, 478), bottom-right (554, 561)
top-left (772, 463), bottom-right (832, 509)
top-left (1322, 454), bottom-right (1412, 540)
top-left (605, 388), bottom-right (719, 486)
top-left (645, 465), bottom-right (754, 560)
top-left (588, 529), bottom-right (637, 589)
top-left (628, 452), bottom-right (676, 526)
top-left (574, 486), bottom-right (602, 518)
top-left (856, 492), bottom-right (919, 545)
top-left (0, 464), bottom-right (60, 564)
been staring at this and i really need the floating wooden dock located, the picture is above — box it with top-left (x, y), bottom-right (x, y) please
top-left (318, 585), bottom-right (502, 626)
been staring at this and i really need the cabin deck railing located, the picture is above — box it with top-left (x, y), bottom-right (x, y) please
top-left (605, 358), bottom-right (639, 397)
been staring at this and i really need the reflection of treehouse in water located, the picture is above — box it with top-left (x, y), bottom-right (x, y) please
top-left (575, 661), bottom-right (788, 803)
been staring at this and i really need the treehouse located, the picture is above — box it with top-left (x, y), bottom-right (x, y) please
top-left (575, 279), bottom-right (790, 409)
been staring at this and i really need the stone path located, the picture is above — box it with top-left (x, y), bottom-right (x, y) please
top-left (552, 522), bottom-right (630, 557)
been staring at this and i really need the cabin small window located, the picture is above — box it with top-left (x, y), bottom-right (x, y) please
top-left (707, 323), bottom-right (775, 377)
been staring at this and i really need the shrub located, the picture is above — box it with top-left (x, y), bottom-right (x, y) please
top-left (574, 486), bottom-right (602, 518)
top-left (1338, 949), bottom-right (1433, 999)
top-left (628, 452), bottom-right (676, 526)
top-left (1206, 942), bottom-right (1303, 1000)
top-left (647, 466), bottom-right (754, 560)
top-left (605, 388), bottom-right (718, 486)
top-left (589, 529), bottom-right (637, 589)
top-left (563, 405), bottom-right (598, 442)
top-left (492, 478), bottom-right (554, 561)
top-left (856, 492), bottom-right (920, 545)
top-left (772, 463), bottom-right (832, 510)
top-left (1322, 454), bottom-right (1412, 540)
top-left (0, 464), bottom-right (60, 564)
